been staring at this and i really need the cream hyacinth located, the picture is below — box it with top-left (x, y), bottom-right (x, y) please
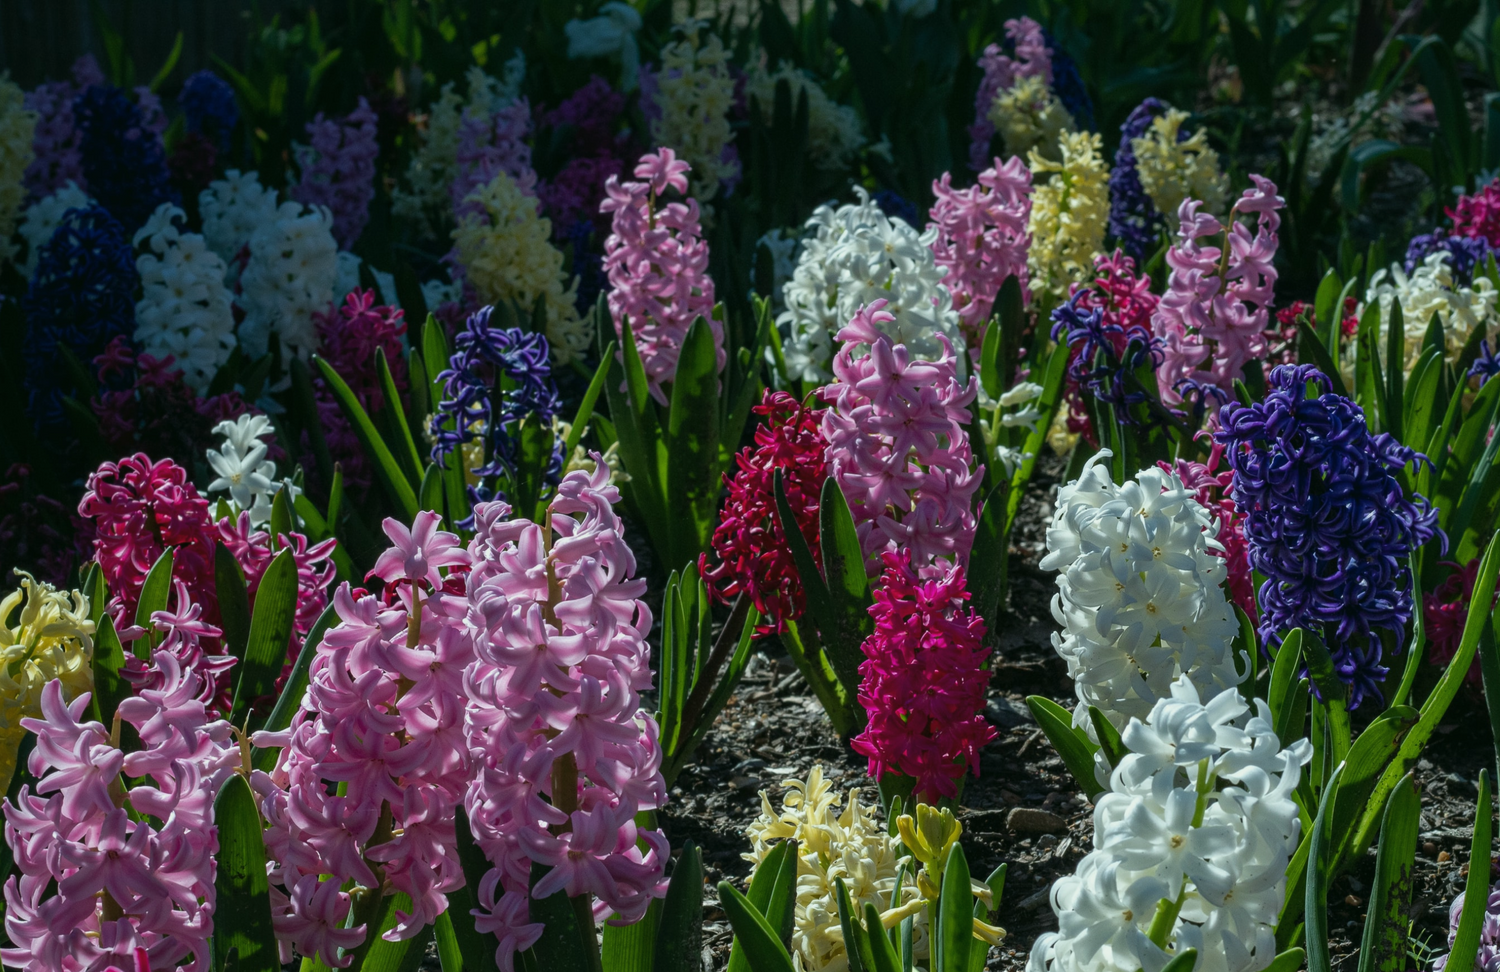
top-left (1363, 249), bottom-right (1499, 374)
top-left (650, 22), bottom-right (738, 200)
top-left (1132, 109), bottom-right (1228, 221)
top-left (0, 75), bottom-right (35, 267)
top-left (1027, 130), bottom-right (1109, 308)
top-left (0, 572), bottom-right (94, 794)
top-left (990, 73), bottom-right (1074, 162)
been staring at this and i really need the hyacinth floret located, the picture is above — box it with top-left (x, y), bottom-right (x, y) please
top-left (72, 85), bottom-right (178, 234)
top-left (290, 97), bottom-right (379, 250)
top-left (197, 169), bottom-right (279, 267)
top-left (1027, 130), bottom-right (1109, 308)
top-left (1216, 364), bottom-right (1441, 708)
top-left (1448, 177), bottom-right (1500, 246)
top-left (22, 79), bottom-right (83, 200)
top-left (179, 70), bottom-right (238, 148)
top-left (819, 299), bottom-right (982, 575)
top-left (1364, 250), bottom-right (1498, 373)
top-left (601, 148), bottom-right (723, 401)
top-left (1404, 229), bottom-right (1492, 285)
top-left (645, 21), bottom-right (739, 201)
top-left (927, 155), bottom-right (1033, 347)
top-left (237, 199), bottom-right (339, 362)
top-left (451, 98), bottom-right (535, 217)
top-left (1132, 109), bottom-right (1228, 225)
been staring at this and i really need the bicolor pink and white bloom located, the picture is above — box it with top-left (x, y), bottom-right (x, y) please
top-left (928, 155), bottom-right (1033, 347)
top-left (462, 461), bottom-right (669, 972)
top-left (1151, 175), bottom-right (1284, 419)
top-left (819, 300), bottom-right (984, 575)
top-left (601, 148), bottom-right (722, 402)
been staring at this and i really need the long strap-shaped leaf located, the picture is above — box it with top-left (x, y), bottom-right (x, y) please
top-left (665, 318), bottom-right (722, 568)
top-left (650, 841), bottom-right (703, 972)
top-left (231, 548), bottom-right (299, 729)
top-left (315, 355), bottom-right (418, 519)
top-left (213, 775), bottom-right (278, 972)
top-left (1306, 762), bottom-right (1345, 972)
top-left (719, 881), bottom-right (796, 972)
top-left (1448, 770), bottom-right (1494, 972)
top-left (1358, 772), bottom-right (1420, 972)
top-left (251, 599), bottom-right (340, 771)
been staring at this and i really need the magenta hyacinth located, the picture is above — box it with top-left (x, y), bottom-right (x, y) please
top-left (289, 97), bottom-right (380, 249)
top-left (1152, 175), bottom-right (1284, 421)
top-left (968, 17), bottom-right (1052, 171)
top-left (928, 155), bottom-right (1033, 347)
top-left (462, 461), bottom-right (669, 971)
top-left (819, 299), bottom-right (983, 576)
top-left (600, 148), bottom-right (722, 403)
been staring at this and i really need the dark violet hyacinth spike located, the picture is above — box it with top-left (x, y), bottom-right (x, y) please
top-left (1215, 364), bottom-right (1443, 708)
top-left (72, 85), bottom-right (179, 234)
top-left (1043, 31), bottom-right (1094, 131)
top-left (179, 70), bottom-right (239, 150)
top-left (1471, 339), bottom-right (1500, 387)
top-left (1050, 288), bottom-right (1164, 424)
top-left (872, 189), bottom-right (920, 228)
top-left (565, 220), bottom-right (608, 315)
top-left (1403, 229), bottom-right (1493, 285)
top-left (1108, 97), bottom-right (1170, 262)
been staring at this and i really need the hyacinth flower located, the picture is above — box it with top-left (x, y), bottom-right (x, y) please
top-left (131, 203), bottom-right (236, 394)
top-left (462, 463), bottom-right (669, 971)
top-left (452, 97), bottom-right (535, 217)
top-left (3, 645), bottom-right (239, 972)
top-left (644, 22), bottom-right (740, 201)
top-left (699, 390), bottom-right (828, 634)
top-left (72, 85), bottom-right (179, 234)
top-left (1152, 175), bottom-right (1284, 424)
top-left (290, 97), bottom-right (380, 250)
top-left (430, 305), bottom-right (563, 522)
top-left (179, 70), bottom-right (239, 149)
top-left (1026, 130), bottom-right (1109, 309)
top-left (600, 148), bottom-right (723, 402)
top-left (0, 76), bottom-right (34, 268)
top-left (1216, 364), bottom-right (1441, 708)
top-left (1160, 441), bottom-right (1255, 621)
top-left (927, 155), bottom-right (1033, 348)
top-left (1107, 98), bottom-right (1169, 261)
top-left (1448, 176), bottom-right (1500, 246)
top-left (23, 76), bottom-right (84, 200)
top-left (819, 299), bottom-right (983, 576)
top-left (969, 17), bottom-right (1055, 170)
top-left (1404, 228), bottom-right (1492, 285)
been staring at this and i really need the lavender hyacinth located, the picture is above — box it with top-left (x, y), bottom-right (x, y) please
top-left (1107, 98), bottom-right (1168, 261)
top-left (1405, 229), bottom-right (1493, 285)
top-left (1432, 884), bottom-right (1500, 972)
top-left (1216, 364), bottom-right (1442, 708)
top-left (72, 85), bottom-right (178, 233)
top-left (289, 97), bottom-right (379, 249)
top-left (451, 99), bottom-right (534, 217)
top-left (179, 70), bottom-right (239, 149)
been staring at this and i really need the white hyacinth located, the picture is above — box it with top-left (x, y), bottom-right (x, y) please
top-left (206, 414), bottom-right (294, 527)
top-left (132, 203), bottom-right (236, 393)
top-left (1029, 676), bottom-right (1310, 972)
top-left (237, 200), bottom-right (338, 362)
top-left (17, 182), bottom-right (91, 279)
top-left (1039, 453), bottom-right (1243, 741)
top-left (1363, 249), bottom-right (1498, 374)
top-left (778, 186), bottom-right (963, 383)
top-left (199, 169), bottom-right (280, 268)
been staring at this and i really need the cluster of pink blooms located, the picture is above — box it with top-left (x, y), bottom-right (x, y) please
top-left (290, 97), bottom-right (380, 249)
top-left (462, 462), bottom-right (669, 970)
top-left (3, 646), bottom-right (238, 971)
top-left (1161, 443), bottom-right (1255, 620)
top-left (928, 155), bottom-right (1033, 347)
top-left (968, 17), bottom-right (1051, 171)
top-left (453, 99), bottom-right (536, 215)
top-left (601, 148), bottom-right (722, 402)
top-left (1151, 175), bottom-right (1285, 418)
top-left (818, 299), bottom-right (982, 575)
top-left (251, 511), bottom-right (472, 965)
top-left (1423, 558), bottom-right (1494, 687)
top-left (1062, 251), bottom-right (1160, 443)
top-left (850, 551), bottom-right (994, 802)
top-left (21, 55), bottom-right (103, 197)
top-left (1449, 179), bottom-right (1500, 246)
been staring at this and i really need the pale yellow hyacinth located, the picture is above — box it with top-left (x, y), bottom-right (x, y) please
top-left (652, 22), bottom-right (738, 201)
top-left (746, 64), bottom-right (865, 172)
top-left (988, 74), bottom-right (1074, 163)
top-left (452, 170), bottom-right (593, 366)
top-left (1132, 108), bottom-right (1228, 220)
top-left (0, 573), bottom-right (95, 793)
top-left (0, 75), bottom-right (36, 267)
top-left (1027, 130), bottom-right (1108, 308)
top-left (1362, 250), bottom-right (1500, 375)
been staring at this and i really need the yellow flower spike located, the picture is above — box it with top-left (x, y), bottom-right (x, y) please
top-left (896, 803), bottom-right (963, 871)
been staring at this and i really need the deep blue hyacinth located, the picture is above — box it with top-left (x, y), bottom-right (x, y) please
top-left (431, 306), bottom-right (563, 517)
top-left (73, 85), bottom-right (179, 234)
top-left (1043, 31), bottom-right (1094, 131)
top-left (22, 204), bottom-right (138, 430)
top-left (1216, 364), bottom-right (1443, 708)
top-left (1050, 289), bottom-right (1164, 425)
top-left (565, 220), bottom-right (607, 316)
top-left (179, 70), bottom-right (239, 149)
top-left (872, 189), bottom-right (920, 228)
top-left (1403, 229), bottom-right (1492, 285)
top-left (1471, 338), bottom-right (1500, 387)
top-left (1108, 98), bottom-right (1170, 262)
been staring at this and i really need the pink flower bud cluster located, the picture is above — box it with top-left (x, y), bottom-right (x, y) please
top-left (251, 511), bottom-right (472, 966)
top-left (928, 155), bottom-right (1033, 347)
top-left (1160, 442), bottom-right (1256, 622)
top-left (1152, 175), bottom-right (1284, 417)
top-left (462, 462), bottom-right (669, 971)
top-left (289, 97), bottom-right (380, 250)
top-left (601, 148), bottom-right (722, 403)
top-left (818, 299), bottom-right (983, 576)
top-left (3, 643), bottom-right (237, 972)
top-left (968, 18), bottom-right (1051, 171)
top-left (850, 551), bottom-right (994, 802)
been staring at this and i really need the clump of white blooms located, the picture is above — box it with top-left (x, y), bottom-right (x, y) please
top-left (1029, 676), bottom-right (1311, 972)
top-left (132, 203), bottom-right (237, 393)
top-left (746, 64), bottom-right (865, 172)
top-left (1039, 453), bottom-right (1243, 740)
top-left (17, 182), bottom-right (91, 278)
top-left (779, 187), bottom-right (962, 382)
top-left (421, 272), bottom-right (464, 312)
top-left (744, 766), bottom-right (927, 972)
top-left (237, 200), bottom-right (339, 361)
top-left (1363, 250), bottom-right (1498, 373)
top-left (206, 415), bottom-right (294, 527)
top-left (199, 169), bottom-right (280, 267)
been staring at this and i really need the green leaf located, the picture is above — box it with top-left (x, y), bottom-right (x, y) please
top-left (1088, 707), bottom-right (1128, 772)
top-left (601, 320), bottom-right (667, 555)
top-left (935, 840), bottom-right (972, 972)
top-left (863, 902), bottom-right (903, 972)
top-left (1004, 344), bottom-right (1069, 527)
top-left (448, 807), bottom-right (498, 972)
top-left (1385, 300), bottom-right (1405, 444)
top-left (665, 602), bottom-right (761, 786)
top-left (423, 313), bottom-right (452, 423)
top-left (348, 892), bottom-right (433, 972)
top-left (834, 877), bottom-right (870, 972)
top-left (728, 839), bottom-right (796, 972)
top-left (314, 356), bottom-right (418, 519)
top-left (1265, 950), bottom-right (1306, 972)
top-left (81, 561), bottom-right (104, 629)
top-left (1307, 763), bottom-right (1346, 972)
top-left (1448, 771), bottom-right (1494, 972)
top-left (270, 485), bottom-right (295, 547)
top-left (252, 599), bottom-right (338, 770)
top-left (1358, 773), bottom-right (1420, 972)
top-left (566, 345), bottom-right (614, 458)
top-left (419, 462), bottom-right (444, 516)
top-left (1269, 629), bottom-right (1306, 745)
top-left (1329, 705), bottom-right (1420, 870)
top-left (819, 476), bottom-right (874, 701)
top-left (1026, 696), bottom-right (1102, 798)
top-left (719, 881), bottom-right (796, 972)
top-left (148, 31), bottom-right (183, 91)
top-left (1314, 268), bottom-right (1342, 352)
top-left (135, 546), bottom-right (176, 654)
top-left (651, 841), bottom-right (703, 972)
top-left (377, 347), bottom-right (425, 487)
top-left (520, 863), bottom-right (591, 972)
top-left (1299, 325), bottom-right (1349, 398)
top-left (765, 837), bottom-right (800, 947)
top-left (602, 899), bottom-right (659, 972)
top-left (1402, 350), bottom-right (1445, 453)
top-left (216, 542), bottom-right (253, 664)
top-left (231, 549), bottom-right (299, 728)
top-left (435, 912), bottom-right (465, 972)
top-left (1159, 948), bottom-right (1199, 972)
top-left (212, 775), bottom-right (278, 972)
top-left (665, 318), bottom-right (722, 567)
top-left (89, 614), bottom-right (129, 730)
top-left (773, 470), bottom-right (835, 638)
top-left (965, 482), bottom-right (1010, 631)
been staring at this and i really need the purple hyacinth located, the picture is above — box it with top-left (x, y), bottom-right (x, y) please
top-left (1431, 884), bottom-right (1500, 972)
top-left (1050, 288), bottom-right (1164, 426)
top-left (1404, 229), bottom-right (1493, 285)
top-left (72, 85), bottom-right (179, 233)
top-left (1043, 30), bottom-right (1094, 130)
top-left (179, 70), bottom-right (239, 149)
top-left (1216, 364), bottom-right (1442, 709)
top-left (22, 203), bottom-right (138, 430)
top-left (289, 97), bottom-right (379, 250)
top-left (451, 99), bottom-right (534, 217)
top-left (564, 220), bottom-right (608, 315)
top-left (23, 81), bottom-right (84, 199)
top-left (431, 306), bottom-right (563, 520)
top-left (1472, 339), bottom-right (1500, 388)
top-left (873, 189), bottom-right (920, 228)
top-left (542, 75), bottom-right (626, 156)
top-left (1108, 97), bottom-right (1170, 262)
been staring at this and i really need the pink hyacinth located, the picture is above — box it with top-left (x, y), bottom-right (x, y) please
top-left (1151, 175), bottom-right (1284, 420)
top-left (251, 510), bottom-right (473, 964)
top-left (928, 156), bottom-right (1033, 348)
top-left (850, 552), bottom-right (994, 802)
top-left (3, 645), bottom-right (237, 972)
top-left (818, 300), bottom-right (983, 575)
top-left (452, 99), bottom-right (535, 217)
top-left (1160, 442), bottom-right (1255, 621)
top-left (462, 461), bottom-right (669, 972)
top-left (968, 18), bottom-right (1052, 171)
top-left (289, 97), bottom-right (380, 249)
top-left (1449, 178), bottom-right (1500, 246)
top-left (601, 148), bottom-right (722, 403)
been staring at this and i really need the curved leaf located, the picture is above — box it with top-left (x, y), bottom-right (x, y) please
top-left (314, 355), bottom-right (418, 519)
top-left (1307, 763), bottom-right (1347, 972)
top-left (1027, 696), bottom-right (1103, 798)
top-left (719, 882), bottom-right (797, 972)
top-left (1448, 771), bottom-right (1494, 972)
top-left (231, 549), bottom-right (298, 728)
top-left (652, 841), bottom-right (703, 972)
